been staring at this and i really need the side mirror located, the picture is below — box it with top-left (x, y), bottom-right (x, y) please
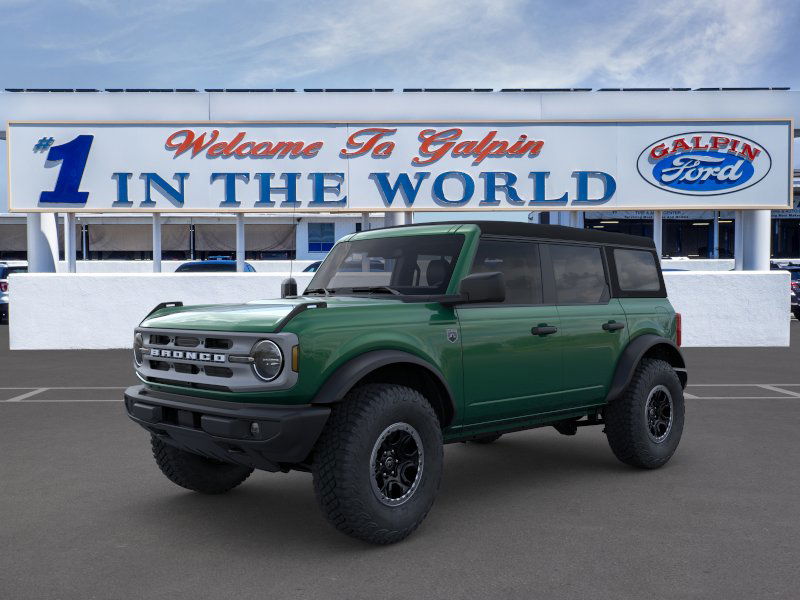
top-left (281, 277), bottom-right (298, 298)
top-left (457, 272), bottom-right (506, 304)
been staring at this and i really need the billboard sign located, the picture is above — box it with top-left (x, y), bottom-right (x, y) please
top-left (7, 120), bottom-right (792, 213)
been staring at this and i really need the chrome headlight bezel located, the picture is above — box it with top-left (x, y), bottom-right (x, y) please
top-left (251, 339), bottom-right (284, 382)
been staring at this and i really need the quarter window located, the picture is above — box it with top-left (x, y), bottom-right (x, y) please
top-left (550, 244), bottom-right (608, 304)
top-left (613, 248), bottom-right (661, 292)
top-left (470, 239), bottom-right (542, 304)
top-left (308, 223), bottom-right (335, 253)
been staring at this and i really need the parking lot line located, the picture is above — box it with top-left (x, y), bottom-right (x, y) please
top-left (757, 384), bottom-right (800, 397)
top-left (5, 388), bottom-right (48, 402)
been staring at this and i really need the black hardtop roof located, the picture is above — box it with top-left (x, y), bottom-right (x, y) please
top-left (391, 220), bottom-right (656, 249)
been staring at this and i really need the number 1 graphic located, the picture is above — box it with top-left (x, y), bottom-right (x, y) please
top-left (39, 135), bottom-right (94, 204)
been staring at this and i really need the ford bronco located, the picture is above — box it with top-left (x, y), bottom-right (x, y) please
top-left (125, 221), bottom-right (686, 544)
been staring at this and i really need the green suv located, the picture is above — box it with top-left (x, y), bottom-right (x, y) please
top-left (125, 221), bottom-right (686, 544)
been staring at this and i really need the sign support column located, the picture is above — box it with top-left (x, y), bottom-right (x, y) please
top-left (25, 213), bottom-right (59, 273)
top-left (152, 213), bottom-right (162, 273)
top-left (235, 213), bottom-right (245, 272)
top-left (653, 211), bottom-right (663, 257)
top-left (64, 213), bottom-right (76, 273)
top-left (734, 210), bottom-right (744, 270)
top-left (742, 210), bottom-right (771, 270)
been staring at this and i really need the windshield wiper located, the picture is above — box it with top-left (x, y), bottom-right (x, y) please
top-left (304, 287), bottom-right (333, 296)
top-left (344, 286), bottom-right (402, 296)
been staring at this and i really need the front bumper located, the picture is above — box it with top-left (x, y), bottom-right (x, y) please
top-left (124, 385), bottom-right (330, 471)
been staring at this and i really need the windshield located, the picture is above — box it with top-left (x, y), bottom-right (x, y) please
top-left (306, 234), bottom-right (465, 296)
top-left (176, 262), bottom-right (237, 272)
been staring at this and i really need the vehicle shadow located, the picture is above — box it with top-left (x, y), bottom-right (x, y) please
top-left (124, 430), bottom-right (629, 552)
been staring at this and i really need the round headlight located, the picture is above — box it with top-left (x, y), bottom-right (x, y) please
top-left (251, 340), bottom-right (283, 381)
top-left (133, 332), bottom-right (144, 366)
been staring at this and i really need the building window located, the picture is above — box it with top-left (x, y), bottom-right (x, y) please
top-left (308, 222), bottom-right (335, 253)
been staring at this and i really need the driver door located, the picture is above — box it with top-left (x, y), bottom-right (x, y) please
top-left (457, 238), bottom-right (564, 427)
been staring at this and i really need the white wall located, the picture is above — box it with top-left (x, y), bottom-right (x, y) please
top-left (54, 259), bottom-right (317, 273)
top-left (9, 273), bottom-right (313, 350)
top-left (7, 270), bottom-right (790, 350)
top-left (663, 270), bottom-right (790, 347)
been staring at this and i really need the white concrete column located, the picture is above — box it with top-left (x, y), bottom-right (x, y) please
top-left (734, 210), bottom-right (744, 270)
top-left (403, 212), bottom-right (413, 225)
top-left (64, 213), bottom-right (76, 273)
top-left (527, 211), bottom-right (540, 224)
top-left (568, 211), bottom-right (584, 228)
top-left (360, 212), bottom-right (370, 231)
top-left (712, 211), bottom-right (720, 259)
top-left (152, 213), bottom-right (162, 273)
top-left (742, 210), bottom-right (771, 271)
top-left (235, 213), bottom-right (245, 272)
top-left (25, 213), bottom-right (59, 273)
top-left (653, 211), bottom-right (663, 257)
top-left (81, 223), bottom-right (89, 261)
top-left (384, 212), bottom-right (404, 227)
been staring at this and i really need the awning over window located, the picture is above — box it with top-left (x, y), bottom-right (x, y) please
top-left (87, 224), bottom-right (189, 251)
top-left (0, 224), bottom-right (27, 251)
top-left (194, 224), bottom-right (295, 251)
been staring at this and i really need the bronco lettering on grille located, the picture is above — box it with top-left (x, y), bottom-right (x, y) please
top-left (149, 348), bottom-right (226, 362)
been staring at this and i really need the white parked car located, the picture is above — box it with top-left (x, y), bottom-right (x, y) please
top-left (0, 260), bottom-right (28, 323)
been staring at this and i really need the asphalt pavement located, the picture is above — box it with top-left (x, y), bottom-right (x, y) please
top-left (1, 322), bottom-right (799, 599)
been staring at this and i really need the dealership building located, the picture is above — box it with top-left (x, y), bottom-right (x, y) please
top-left (0, 88), bottom-right (798, 267)
top-left (0, 88), bottom-right (798, 350)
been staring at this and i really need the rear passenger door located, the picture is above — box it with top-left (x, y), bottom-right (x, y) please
top-left (542, 243), bottom-right (628, 408)
top-left (458, 238), bottom-right (563, 426)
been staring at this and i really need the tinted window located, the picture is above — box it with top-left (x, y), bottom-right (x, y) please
top-left (550, 245), bottom-right (608, 304)
top-left (308, 223), bottom-right (335, 253)
top-left (470, 239), bottom-right (542, 304)
top-left (307, 234), bottom-right (464, 295)
top-left (614, 248), bottom-right (661, 291)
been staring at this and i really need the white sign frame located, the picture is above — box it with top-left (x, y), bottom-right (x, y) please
top-left (7, 119), bottom-right (793, 213)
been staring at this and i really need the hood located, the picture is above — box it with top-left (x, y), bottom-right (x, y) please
top-left (140, 296), bottom-right (399, 333)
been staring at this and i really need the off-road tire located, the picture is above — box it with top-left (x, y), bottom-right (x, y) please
top-left (312, 383), bottom-right (443, 544)
top-left (469, 433), bottom-right (503, 444)
top-left (151, 435), bottom-right (253, 494)
top-left (604, 358), bottom-right (684, 469)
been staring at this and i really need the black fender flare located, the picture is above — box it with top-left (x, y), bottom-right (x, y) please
top-left (311, 349), bottom-right (456, 425)
top-left (606, 334), bottom-right (687, 403)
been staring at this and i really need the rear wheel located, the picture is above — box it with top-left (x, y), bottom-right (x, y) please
top-left (312, 383), bottom-right (443, 544)
top-left (151, 436), bottom-right (253, 494)
top-left (604, 358), bottom-right (684, 469)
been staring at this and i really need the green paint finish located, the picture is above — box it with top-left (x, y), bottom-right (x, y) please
top-left (136, 223), bottom-right (679, 440)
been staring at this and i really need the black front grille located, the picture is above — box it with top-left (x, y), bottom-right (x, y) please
top-left (175, 336), bottom-right (200, 347)
top-left (144, 376), bottom-right (232, 393)
top-left (149, 334), bottom-right (170, 345)
top-left (205, 337), bottom-right (233, 349)
top-left (204, 366), bottom-right (233, 378)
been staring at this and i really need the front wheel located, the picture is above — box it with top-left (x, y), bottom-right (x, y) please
top-left (604, 358), bottom-right (685, 469)
top-left (312, 383), bottom-right (443, 544)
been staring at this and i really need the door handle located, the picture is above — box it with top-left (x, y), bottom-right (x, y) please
top-left (531, 325), bottom-right (558, 336)
top-left (602, 321), bottom-right (625, 331)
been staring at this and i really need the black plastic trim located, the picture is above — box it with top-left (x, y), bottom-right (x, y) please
top-left (124, 385), bottom-right (330, 468)
top-left (273, 301), bottom-right (327, 332)
top-left (311, 350), bottom-right (456, 425)
top-left (142, 301), bottom-right (183, 322)
top-left (605, 335), bottom-right (686, 403)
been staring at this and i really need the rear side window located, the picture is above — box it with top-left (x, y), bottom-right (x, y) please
top-left (470, 239), bottom-right (542, 304)
top-left (549, 244), bottom-right (609, 304)
top-left (613, 249), bottom-right (661, 292)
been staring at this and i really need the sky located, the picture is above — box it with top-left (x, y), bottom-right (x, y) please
top-left (0, 0), bottom-right (798, 90)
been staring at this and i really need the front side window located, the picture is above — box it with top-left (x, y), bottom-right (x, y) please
top-left (550, 244), bottom-right (609, 304)
top-left (470, 239), bottom-right (542, 304)
top-left (308, 223), bottom-right (335, 253)
top-left (614, 248), bottom-right (661, 292)
top-left (306, 234), bottom-right (465, 296)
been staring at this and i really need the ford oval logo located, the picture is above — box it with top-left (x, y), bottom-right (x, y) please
top-left (637, 132), bottom-right (771, 196)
